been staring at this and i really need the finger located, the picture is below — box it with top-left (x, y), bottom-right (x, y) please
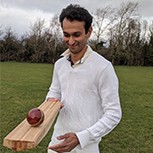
top-left (60, 103), bottom-right (64, 108)
top-left (47, 98), bottom-right (59, 102)
top-left (57, 135), bottom-right (66, 140)
top-left (48, 142), bottom-right (67, 150)
top-left (48, 146), bottom-right (66, 153)
top-left (54, 98), bottom-right (60, 102)
top-left (47, 98), bottom-right (64, 109)
top-left (48, 143), bottom-right (70, 152)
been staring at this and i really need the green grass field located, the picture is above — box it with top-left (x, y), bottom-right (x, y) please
top-left (0, 62), bottom-right (153, 153)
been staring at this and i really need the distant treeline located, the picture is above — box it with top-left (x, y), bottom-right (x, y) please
top-left (0, 2), bottom-right (153, 66)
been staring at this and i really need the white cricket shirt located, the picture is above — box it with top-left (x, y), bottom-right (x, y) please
top-left (46, 46), bottom-right (122, 153)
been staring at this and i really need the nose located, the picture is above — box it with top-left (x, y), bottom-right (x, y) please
top-left (68, 36), bottom-right (75, 45)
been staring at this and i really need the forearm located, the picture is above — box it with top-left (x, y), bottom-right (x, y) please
top-left (76, 100), bottom-right (122, 148)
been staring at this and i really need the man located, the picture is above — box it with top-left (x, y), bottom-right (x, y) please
top-left (46, 4), bottom-right (122, 153)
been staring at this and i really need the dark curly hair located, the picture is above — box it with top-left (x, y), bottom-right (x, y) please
top-left (59, 4), bottom-right (93, 34)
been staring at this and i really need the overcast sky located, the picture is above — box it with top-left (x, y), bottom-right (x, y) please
top-left (0, 0), bottom-right (153, 38)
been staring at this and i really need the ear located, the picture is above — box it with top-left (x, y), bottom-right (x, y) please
top-left (87, 26), bottom-right (93, 38)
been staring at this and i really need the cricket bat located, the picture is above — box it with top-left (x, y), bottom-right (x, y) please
top-left (3, 100), bottom-right (61, 151)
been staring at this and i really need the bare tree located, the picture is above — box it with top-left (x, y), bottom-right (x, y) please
top-left (92, 7), bottom-right (115, 49)
top-left (148, 21), bottom-right (153, 37)
top-left (48, 14), bottom-right (63, 62)
top-left (141, 20), bottom-right (148, 42)
top-left (28, 18), bottom-right (47, 62)
top-left (29, 18), bottom-right (45, 39)
top-left (0, 27), bottom-right (20, 61)
top-left (0, 25), bottom-right (3, 37)
top-left (108, 2), bottom-right (139, 65)
top-left (145, 21), bottom-right (153, 65)
top-left (20, 16), bottom-right (64, 63)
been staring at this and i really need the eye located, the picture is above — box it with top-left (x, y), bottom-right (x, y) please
top-left (63, 32), bottom-right (70, 38)
top-left (73, 32), bottom-right (81, 37)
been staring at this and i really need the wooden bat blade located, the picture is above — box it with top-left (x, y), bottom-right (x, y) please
top-left (3, 101), bottom-right (61, 151)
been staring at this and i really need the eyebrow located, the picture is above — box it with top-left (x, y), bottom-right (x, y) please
top-left (63, 31), bottom-right (82, 35)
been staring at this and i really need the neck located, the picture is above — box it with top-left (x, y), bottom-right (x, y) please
top-left (71, 46), bottom-right (87, 63)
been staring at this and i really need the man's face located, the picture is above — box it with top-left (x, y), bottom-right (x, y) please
top-left (62, 18), bottom-right (92, 54)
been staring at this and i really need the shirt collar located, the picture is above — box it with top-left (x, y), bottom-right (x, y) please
top-left (61, 45), bottom-right (92, 64)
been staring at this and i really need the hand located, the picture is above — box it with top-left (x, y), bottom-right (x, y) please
top-left (48, 133), bottom-right (79, 153)
top-left (47, 98), bottom-right (64, 109)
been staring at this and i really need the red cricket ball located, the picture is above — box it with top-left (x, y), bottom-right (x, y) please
top-left (26, 108), bottom-right (44, 127)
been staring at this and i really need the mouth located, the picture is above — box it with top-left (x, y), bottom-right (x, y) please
top-left (68, 42), bottom-right (79, 48)
top-left (69, 45), bottom-right (76, 49)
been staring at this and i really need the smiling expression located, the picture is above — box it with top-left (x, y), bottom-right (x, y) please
top-left (62, 18), bottom-right (92, 55)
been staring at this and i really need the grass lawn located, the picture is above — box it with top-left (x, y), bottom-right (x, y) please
top-left (0, 62), bottom-right (153, 153)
